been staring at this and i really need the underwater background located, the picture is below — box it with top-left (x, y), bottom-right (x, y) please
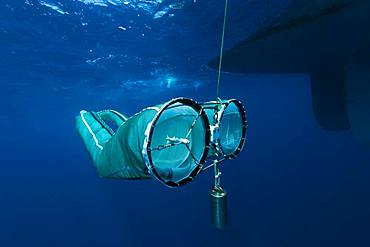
top-left (1, 0), bottom-right (370, 246)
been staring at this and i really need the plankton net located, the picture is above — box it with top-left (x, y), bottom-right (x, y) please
top-left (76, 98), bottom-right (210, 187)
top-left (75, 0), bottom-right (247, 230)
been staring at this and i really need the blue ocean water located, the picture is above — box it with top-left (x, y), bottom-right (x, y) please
top-left (1, 0), bottom-right (370, 246)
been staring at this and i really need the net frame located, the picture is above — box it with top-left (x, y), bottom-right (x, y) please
top-left (201, 99), bottom-right (247, 160)
top-left (142, 98), bottom-right (211, 187)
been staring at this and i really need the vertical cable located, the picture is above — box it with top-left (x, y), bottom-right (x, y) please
top-left (216, 0), bottom-right (229, 99)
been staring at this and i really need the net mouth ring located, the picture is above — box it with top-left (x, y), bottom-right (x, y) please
top-left (207, 99), bottom-right (248, 159)
top-left (142, 97), bottom-right (210, 188)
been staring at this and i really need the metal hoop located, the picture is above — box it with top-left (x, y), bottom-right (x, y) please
top-left (142, 98), bottom-right (211, 187)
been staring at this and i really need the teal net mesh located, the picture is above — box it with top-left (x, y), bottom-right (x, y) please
top-left (219, 102), bottom-right (244, 155)
top-left (76, 98), bottom-right (209, 187)
top-left (148, 102), bottom-right (207, 183)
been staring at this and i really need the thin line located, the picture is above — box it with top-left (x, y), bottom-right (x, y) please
top-left (216, 0), bottom-right (228, 98)
top-left (185, 144), bottom-right (200, 165)
top-left (185, 109), bottom-right (202, 139)
top-left (149, 143), bottom-right (176, 151)
top-left (202, 163), bottom-right (214, 171)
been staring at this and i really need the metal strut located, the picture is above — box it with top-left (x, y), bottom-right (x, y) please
top-left (210, 158), bottom-right (228, 229)
top-left (213, 159), bottom-right (222, 188)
